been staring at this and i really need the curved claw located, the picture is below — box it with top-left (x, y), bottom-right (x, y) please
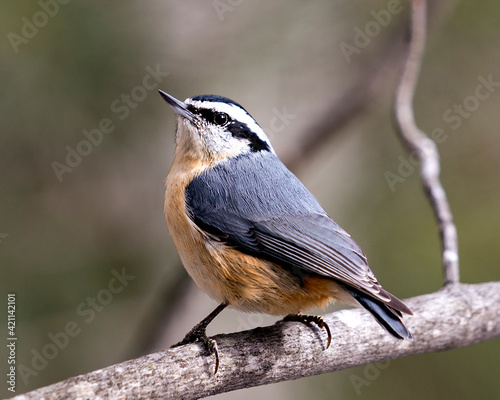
top-left (204, 337), bottom-right (220, 374)
top-left (171, 303), bottom-right (227, 374)
top-left (283, 313), bottom-right (332, 349)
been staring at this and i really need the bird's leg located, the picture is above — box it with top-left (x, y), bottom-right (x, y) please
top-left (283, 313), bottom-right (332, 349)
top-left (172, 302), bottom-right (228, 373)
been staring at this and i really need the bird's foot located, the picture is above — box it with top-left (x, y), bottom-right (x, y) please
top-left (172, 326), bottom-right (220, 374)
top-left (283, 313), bottom-right (332, 349)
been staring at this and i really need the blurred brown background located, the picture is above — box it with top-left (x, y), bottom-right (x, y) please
top-left (1, 1), bottom-right (499, 399)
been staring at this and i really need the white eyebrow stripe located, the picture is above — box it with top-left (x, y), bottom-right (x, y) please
top-left (185, 99), bottom-right (276, 154)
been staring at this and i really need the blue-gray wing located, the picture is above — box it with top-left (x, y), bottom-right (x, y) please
top-left (186, 152), bottom-right (400, 307)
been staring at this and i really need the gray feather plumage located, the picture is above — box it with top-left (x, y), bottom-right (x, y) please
top-left (185, 151), bottom-right (391, 302)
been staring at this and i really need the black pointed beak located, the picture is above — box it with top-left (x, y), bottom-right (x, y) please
top-left (158, 90), bottom-right (196, 121)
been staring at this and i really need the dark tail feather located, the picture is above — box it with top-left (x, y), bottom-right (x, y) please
top-left (349, 289), bottom-right (413, 340)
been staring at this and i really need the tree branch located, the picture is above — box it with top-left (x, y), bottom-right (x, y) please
top-left (393, 0), bottom-right (460, 285)
top-left (11, 281), bottom-right (500, 400)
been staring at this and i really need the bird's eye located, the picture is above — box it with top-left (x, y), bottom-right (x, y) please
top-left (213, 112), bottom-right (229, 126)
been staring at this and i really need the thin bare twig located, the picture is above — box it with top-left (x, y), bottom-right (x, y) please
top-left (394, 0), bottom-right (460, 285)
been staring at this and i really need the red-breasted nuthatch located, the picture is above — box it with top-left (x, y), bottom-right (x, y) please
top-left (159, 90), bottom-right (412, 373)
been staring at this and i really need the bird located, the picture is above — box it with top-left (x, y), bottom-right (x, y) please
top-left (159, 90), bottom-right (412, 373)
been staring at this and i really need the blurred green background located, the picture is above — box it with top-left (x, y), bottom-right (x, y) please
top-left (1, 1), bottom-right (499, 399)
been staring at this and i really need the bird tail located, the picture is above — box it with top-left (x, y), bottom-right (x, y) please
top-left (348, 289), bottom-right (413, 340)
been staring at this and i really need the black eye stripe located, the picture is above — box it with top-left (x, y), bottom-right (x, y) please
top-left (186, 105), bottom-right (270, 152)
top-left (186, 106), bottom-right (230, 126)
